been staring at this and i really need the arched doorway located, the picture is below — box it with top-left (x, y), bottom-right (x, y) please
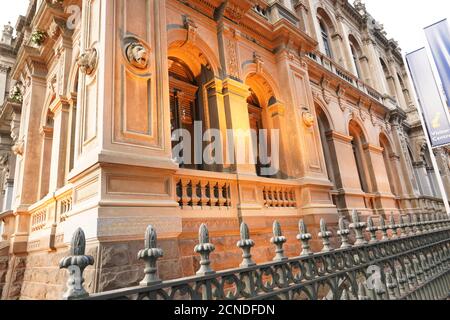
top-left (245, 73), bottom-right (278, 178)
top-left (168, 55), bottom-right (214, 170)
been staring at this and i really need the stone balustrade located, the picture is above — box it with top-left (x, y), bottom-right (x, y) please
top-left (175, 175), bottom-right (233, 209)
top-left (262, 185), bottom-right (297, 208)
top-left (306, 51), bottom-right (396, 108)
top-left (60, 210), bottom-right (450, 300)
top-left (29, 188), bottom-right (74, 234)
top-left (30, 207), bottom-right (48, 232)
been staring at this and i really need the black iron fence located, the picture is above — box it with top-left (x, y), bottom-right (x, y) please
top-left (60, 211), bottom-right (450, 300)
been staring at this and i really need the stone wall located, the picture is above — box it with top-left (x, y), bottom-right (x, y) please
top-left (19, 247), bottom-right (88, 300)
top-left (0, 244), bottom-right (9, 298)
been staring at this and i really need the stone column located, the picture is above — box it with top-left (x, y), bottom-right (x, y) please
top-left (359, 56), bottom-right (372, 86)
top-left (334, 9), bottom-right (353, 72)
top-left (325, 131), bottom-right (366, 215)
top-left (414, 161), bottom-right (433, 197)
top-left (363, 143), bottom-right (397, 214)
top-left (388, 112), bottom-right (422, 214)
top-left (9, 63), bottom-right (47, 254)
top-left (387, 58), bottom-right (407, 108)
top-left (295, 0), bottom-right (313, 35)
top-left (362, 38), bottom-right (388, 94)
top-left (48, 100), bottom-right (70, 192)
top-left (37, 126), bottom-right (53, 200)
top-left (0, 64), bottom-right (9, 106)
top-left (204, 79), bottom-right (229, 172)
top-left (363, 143), bottom-right (390, 194)
top-left (222, 78), bottom-right (256, 176)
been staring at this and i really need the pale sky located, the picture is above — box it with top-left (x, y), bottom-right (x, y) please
top-left (0, 0), bottom-right (448, 54)
top-left (364, 0), bottom-right (450, 54)
top-left (0, 0), bottom-right (28, 34)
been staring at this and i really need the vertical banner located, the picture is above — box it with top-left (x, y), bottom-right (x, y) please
top-left (425, 19), bottom-right (450, 107)
top-left (406, 48), bottom-right (450, 148)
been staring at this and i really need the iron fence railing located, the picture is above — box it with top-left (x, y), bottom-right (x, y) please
top-left (60, 211), bottom-right (450, 300)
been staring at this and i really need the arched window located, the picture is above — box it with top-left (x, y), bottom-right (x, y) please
top-left (245, 74), bottom-right (278, 178)
top-left (350, 45), bottom-right (362, 78)
top-left (380, 58), bottom-right (396, 97)
top-left (319, 20), bottom-right (333, 58)
top-left (397, 73), bottom-right (411, 106)
top-left (349, 120), bottom-right (370, 193)
top-left (348, 35), bottom-right (364, 79)
top-left (169, 58), bottom-right (200, 170)
top-left (316, 105), bottom-right (335, 187)
top-left (247, 90), bottom-right (264, 176)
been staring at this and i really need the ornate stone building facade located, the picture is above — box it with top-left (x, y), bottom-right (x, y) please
top-left (0, 0), bottom-right (449, 300)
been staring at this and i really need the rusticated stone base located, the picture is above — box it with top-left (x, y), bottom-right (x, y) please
top-left (1, 255), bottom-right (27, 300)
top-left (18, 246), bottom-right (97, 300)
top-left (0, 247), bottom-right (9, 298)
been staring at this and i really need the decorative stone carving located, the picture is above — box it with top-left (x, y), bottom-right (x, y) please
top-left (183, 15), bottom-right (198, 44)
top-left (302, 111), bottom-right (315, 128)
top-left (227, 39), bottom-right (239, 79)
top-left (125, 42), bottom-right (149, 70)
top-left (253, 52), bottom-right (263, 74)
top-left (48, 75), bottom-right (57, 96)
top-left (336, 84), bottom-right (346, 111)
top-left (12, 140), bottom-right (24, 157)
top-left (77, 48), bottom-right (98, 75)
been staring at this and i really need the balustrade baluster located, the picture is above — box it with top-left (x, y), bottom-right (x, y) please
top-left (199, 180), bottom-right (209, 207)
top-left (191, 180), bottom-right (200, 207)
top-left (226, 183), bottom-right (232, 207)
top-left (217, 182), bottom-right (225, 207)
top-left (180, 179), bottom-right (190, 208)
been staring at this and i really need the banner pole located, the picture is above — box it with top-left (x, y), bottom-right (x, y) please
top-left (404, 55), bottom-right (450, 216)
